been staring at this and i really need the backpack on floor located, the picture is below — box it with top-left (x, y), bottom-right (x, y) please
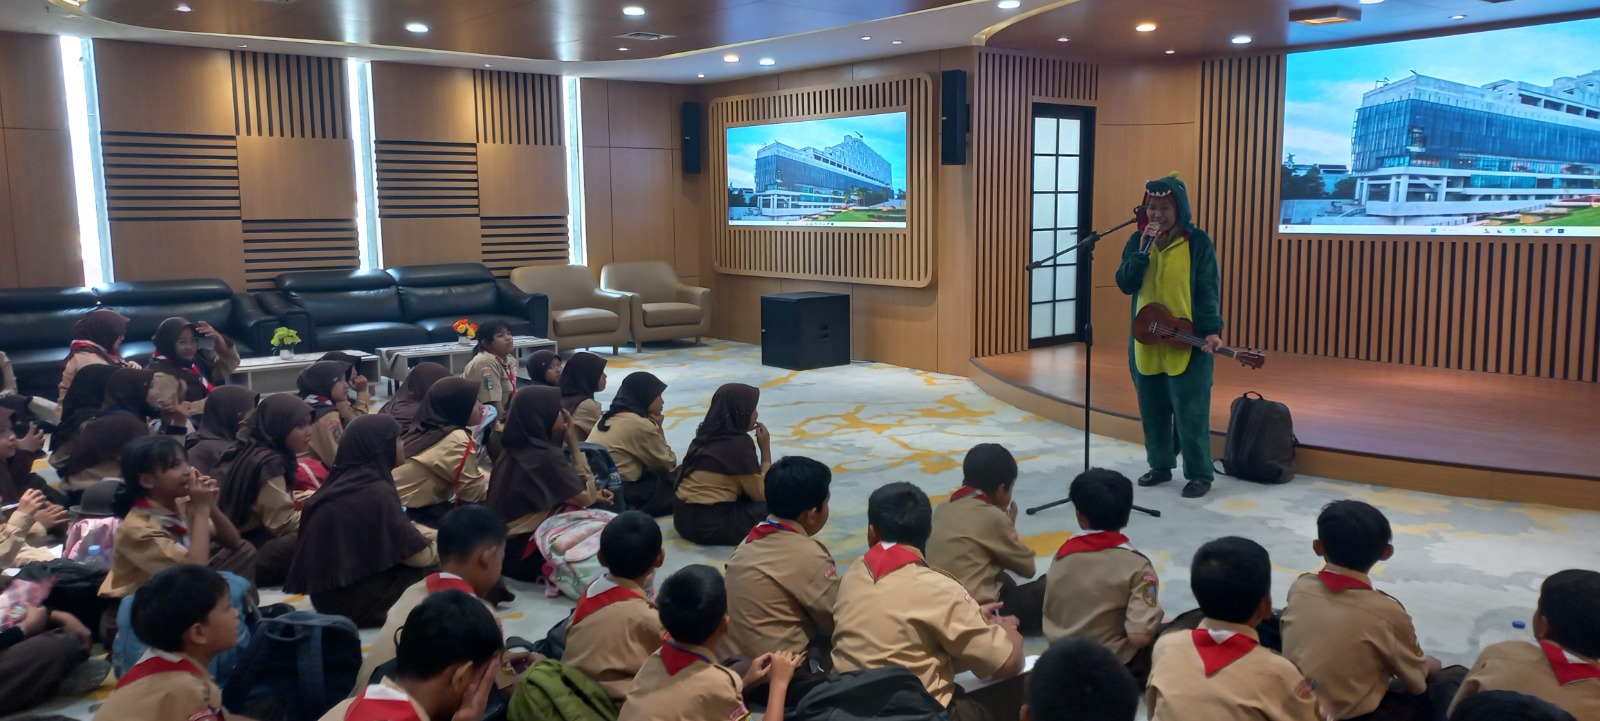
top-left (221, 611), bottom-right (362, 721)
top-left (790, 666), bottom-right (949, 721)
top-left (507, 659), bottom-right (618, 721)
top-left (63, 517), bottom-right (119, 567)
top-left (16, 558), bottom-right (111, 642)
top-left (1217, 391), bottom-right (1297, 484)
top-left (533, 608), bottom-right (575, 660)
top-left (535, 509), bottom-right (616, 601)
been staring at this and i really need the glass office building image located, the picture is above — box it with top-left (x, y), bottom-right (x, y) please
top-left (1347, 70), bottom-right (1600, 227)
top-left (748, 135), bottom-right (894, 219)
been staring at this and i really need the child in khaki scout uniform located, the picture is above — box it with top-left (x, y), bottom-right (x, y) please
top-left (927, 444), bottom-right (1043, 635)
top-left (462, 320), bottom-right (520, 418)
top-left (832, 482), bottom-right (1027, 721)
top-left (1146, 537), bottom-right (1324, 721)
top-left (1450, 569), bottom-right (1600, 720)
top-left (94, 566), bottom-right (244, 721)
top-left (619, 565), bottom-right (802, 721)
top-left (1043, 469), bottom-right (1164, 684)
top-left (1283, 501), bottom-right (1451, 720)
top-left (1023, 636), bottom-right (1142, 721)
top-left (323, 591), bottom-right (503, 721)
top-left (563, 511), bottom-right (667, 705)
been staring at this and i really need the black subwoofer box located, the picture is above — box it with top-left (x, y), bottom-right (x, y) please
top-left (760, 292), bottom-right (850, 370)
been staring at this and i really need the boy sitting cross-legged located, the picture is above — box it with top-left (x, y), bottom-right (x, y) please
top-left (928, 444), bottom-right (1044, 634)
top-left (562, 510), bottom-right (666, 705)
top-left (94, 565), bottom-right (242, 721)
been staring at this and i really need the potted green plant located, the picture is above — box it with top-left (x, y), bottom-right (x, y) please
top-left (271, 327), bottom-right (302, 360)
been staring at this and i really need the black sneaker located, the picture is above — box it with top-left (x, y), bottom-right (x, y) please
top-left (1182, 480), bottom-right (1212, 498)
top-left (1137, 469), bottom-right (1173, 487)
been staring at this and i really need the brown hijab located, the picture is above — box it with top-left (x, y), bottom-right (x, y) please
top-left (488, 386), bottom-right (586, 523)
top-left (51, 363), bottom-right (117, 453)
top-left (66, 309), bottom-right (130, 364)
top-left (400, 377), bottom-right (479, 457)
top-left (559, 352), bottom-right (607, 414)
top-left (297, 360), bottom-right (349, 420)
top-left (526, 350), bottom-right (560, 387)
top-left (380, 362), bottom-right (451, 427)
top-left (217, 394), bottom-right (311, 529)
top-left (147, 317), bottom-right (220, 401)
top-left (284, 414), bottom-right (429, 595)
top-left (62, 369), bottom-right (159, 477)
top-left (596, 371), bottom-right (666, 433)
top-left (186, 385), bottom-right (259, 476)
top-left (679, 383), bottom-right (762, 478)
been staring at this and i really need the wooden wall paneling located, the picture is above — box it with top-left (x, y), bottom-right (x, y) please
top-left (95, 41), bottom-right (235, 135)
top-left (709, 273), bottom-right (782, 344)
top-left (381, 217), bottom-right (482, 268)
top-left (579, 79), bottom-right (610, 148)
top-left (5, 128), bottom-right (83, 287)
top-left (231, 52), bottom-right (348, 139)
top-left (0, 131), bottom-right (15, 288)
top-left (237, 136), bottom-right (356, 220)
top-left (582, 146), bottom-right (614, 275)
top-left (609, 148), bottom-right (676, 264)
top-left (607, 81), bottom-right (673, 150)
top-left (474, 70), bottom-right (562, 147)
top-left (481, 216), bottom-right (570, 277)
top-left (370, 63), bottom-right (476, 143)
top-left (858, 284), bottom-right (939, 370)
top-left (111, 220), bottom-right (245, 287)
top-left (672, 148), bottom-right (701, 279)
top-left (241, 219), bottom-right (359, 291)
top-left (0, 32), bottom-right (68, 131)
top-left (478, 144), bottom-right (567, 218)
top-left (102, 133), bottom-right (241, 222)
top-left (374, 140), bottom-right (477, 219)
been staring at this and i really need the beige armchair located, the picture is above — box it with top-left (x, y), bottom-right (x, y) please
top-left (510, 264), bottom-right (631, 354)
top-left (599, 261), bottom-right (711, 352)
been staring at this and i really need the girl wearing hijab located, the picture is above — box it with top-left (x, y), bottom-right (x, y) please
top-left (61, 369), bottom-right (188, 498)
top-left (47, 363), bottom-right (117, 472)
top-left (378, 362), bottom-right (451, 427)
top-left (284, 415), bottom-right (438, 627)
top-left (393, 377), bottom-right (489, 527)
top-left (558, 351), bottom-right (608, 438)
top-left (58, 309), bottom-right (140, 405)
top-left (145, 317), bottom-right (240, 411)
top-left (673, 383), bottom-right (774, 546)
top-left (297, 360), bottom-right (352, 466)
top-left (215, 394), bottom-right (313, 587)
top-left (185, 385), bottom-right (258, 476)
top-left (320, 351), bottom-right (373, 418)
top-left (462, 320), bottom-right (519, 417)
top-left (0, 406), bottom-right (64, 569)
top-left (526, 350), bottom-right (562, 387)
top-left (585, 372), bottom-right (676, 517)
top-left (488, 386), bottom-right (611, 582)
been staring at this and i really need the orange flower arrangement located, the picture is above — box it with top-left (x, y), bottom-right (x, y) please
top-left (452, 318), bottom-right (480, 338)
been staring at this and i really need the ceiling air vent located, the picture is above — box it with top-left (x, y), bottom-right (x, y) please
top-left (615, 32), bottom-right (675, 41)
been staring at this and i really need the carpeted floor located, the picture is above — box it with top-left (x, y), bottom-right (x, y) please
top-left (14, 340), bottom-right (1600, 720)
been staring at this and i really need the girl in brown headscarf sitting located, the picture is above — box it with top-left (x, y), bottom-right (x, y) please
top-left (379, 362), bottom-right (451, 428)
top-left (215, 394), bottom-right (313, 587)
top-left (145, 317), bottom-right (241, 413)
top-left (319, 351), bottom-right (373, 418)
top-left (672, 383), bottom-right (773, 546)
top-left (284, 414), bottom-right (438, 627)
top-left (558, 352), bottom-right (608, 438)
top-left (61, 369), bottom-right (188, 499)
top-left (487, 386), bottom-right (611, 582)
top-left (526, 350), bottom-right (562, 388)
top-left (297, 360), bottom-right (352, 467)
top-left (184, 385), bottom-right (258, 477)
top-left (393, 377), bottom-right (489, 527)
top-left (585, 372), bottom-right (677, 517)
top-left (58, 309), bottom-right (140, 405)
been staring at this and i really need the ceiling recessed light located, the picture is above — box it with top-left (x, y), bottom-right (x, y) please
top-left (1165, 49), bottom-right (1176, 54)
top-left (1231, 34), bottom-right (1252, 44)
top-left (622, 6), bottom-right (646, 16)
top-left (891, 40), bottom-right (903, 45)
top-left (1056, 37), bottom-right (1069, 42)
top-left (997, 0), bottom-right (1021, 8)
top-left (484, 63), bottom-right (493, 68)
top-left (697, 73), bottom-right (705, 78)
top-left (404, 22), bottom-right (429, 33)
top-left (759, 58), bottom-right (775, 66)
top-left (1358, 0), bottom-right (1383, 4)
top-left (1449, 14), bottom-right (1466, 20)
top-left (860, 36), bottom-right (872, 41)
top-left (617, 47), bottom-right (629, 51)
top-left (723, 53), bottom-right (739, 63)
top-left (236, 44), bottom-right (248, 48)
top-left (1135, 22), bottom-right (1157, 32)
top-left (175, 3), bottom-right (192, 11)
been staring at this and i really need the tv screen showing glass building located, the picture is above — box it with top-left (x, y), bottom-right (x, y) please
top-left (726, 111), bottom-right (908, 228)
top-left (1281, 17), bottom-right (1600, 237)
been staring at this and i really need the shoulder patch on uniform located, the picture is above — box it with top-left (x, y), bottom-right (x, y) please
top-left (824, 563), bottom-right (838, 579)
top-left (1295, 678), bottom-right (1314, 700)
top-left (1138, 574), bottom-right (1160, 607)
top-left (729, 701), bottom-right (750, 721)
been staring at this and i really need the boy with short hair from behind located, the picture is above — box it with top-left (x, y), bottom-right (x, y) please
top-left (1450, 569), bottom-right (1600, 720)
top-left (619, 564), bottom-right (801, 721)
top-left (1146, 537), bottom-right (1323, 721)
top-left (927, 443), bottom-right (1043, 634)
top-left (323, 590), bottom-right (503, 721)
top-left (562, 510), bottom-right (667, 704)
top-left (1043, 468), bottom-right (1164, 683)
top-left (1022, 636), bottom-right (1141, 721)
top-left (94, 565), bottom-right (240, 721)
top-left (1282, 500), bottom-right (1449, 720)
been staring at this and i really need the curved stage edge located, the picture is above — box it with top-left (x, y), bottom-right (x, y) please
top-left (967, 346), bottom-right (1600, 512)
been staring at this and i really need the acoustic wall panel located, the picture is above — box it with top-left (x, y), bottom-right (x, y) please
top-left (480, 216), bottom-right (570, 276)
top-left (241, 218), bottom-right (359, 291)
top-left (102, 132), bottom-right (242, 222)
top-left (474, 70), bottom-right (563, 146)
top-left (231, 51), bottom-right (348, 139)
top-left (374, 141), bottom-right (479, 219)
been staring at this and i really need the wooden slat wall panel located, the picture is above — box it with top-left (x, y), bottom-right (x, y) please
top-left (473, 70), bottom-right (563, 146)
top-left (240, 218), bottom-right (358, 290)
top-left (972, 50), bottom-right (1099, 357)
top-left (231, 51), bottom-right (347, 139)
top-left (1197, 54), bottom-right (1600, 382)
top-left (374, 140), bottom-right (479, 219)
top-left (102, 132), bottom-right (241, 222)
top-left (480, 215), bottom-right (569, 277)
top-left (708, 75), bottom-right (935, 287)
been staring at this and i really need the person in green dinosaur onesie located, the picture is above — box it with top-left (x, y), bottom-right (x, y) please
top-left (1114, 174), bottom-right (1224, 499)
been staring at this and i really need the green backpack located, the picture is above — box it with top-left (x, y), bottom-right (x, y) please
top-left (508, 659), bottom-right (619, 721)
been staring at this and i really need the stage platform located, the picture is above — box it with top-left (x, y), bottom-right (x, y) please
top-left (969, 346), bottom-right (1600, 510)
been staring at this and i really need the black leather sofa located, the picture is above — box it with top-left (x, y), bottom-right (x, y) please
top-left (389, 263), bottom-right (547, 342)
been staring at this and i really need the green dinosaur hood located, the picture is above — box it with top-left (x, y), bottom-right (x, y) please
top-left (1143, 173), bottom-right (1193, 232)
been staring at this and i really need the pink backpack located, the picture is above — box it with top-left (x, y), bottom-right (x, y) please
top-left (63, 516), bottom-right (119, 569)
top-left (534, 509), bottom-right (616, 600)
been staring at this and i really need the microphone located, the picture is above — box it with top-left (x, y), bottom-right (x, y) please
top-left (1140, 219), bottom-right (1162, 255)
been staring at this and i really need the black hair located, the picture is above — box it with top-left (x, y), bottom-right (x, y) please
top-left (1026, 636), bottom-right (1140, 721)
top-left (131, 565), bottom-right (231, 653)
top-left (656, 564), bottom-right (727, 646)
top-left (1069, 468), bottom-right (1133, 531)
top-left (961, 443), bottom-right (1018, 494)
top-left (599, 510), bottom-right (663, 580)
top-left (473, 320), bottom-right (514, 355)
top-left (1191, 536), bottom-right (1272, 624)
top-left (395, 590), bottom-right (504, 681)
top-left (437, 505), bottom-right (509, 562)
top-left (113, 435), bottom-right (188, 519)
top-left (1537, 569), bottom-right (1600, 659)
top-left (1449, 691), bottom-right (1576, 721)
top-left (867, 482), bottom-right (932, 550)
top-left (1316, 500), bottom-right (1392, 572)
top-left (764, 456), bottom-right (832, 520)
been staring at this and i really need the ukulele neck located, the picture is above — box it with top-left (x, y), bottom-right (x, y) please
top-left (1151, 323), bottom-right (1236, 358)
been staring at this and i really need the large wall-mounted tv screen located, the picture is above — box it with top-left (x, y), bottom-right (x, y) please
top-left (727, 111), bottom-right (908, 228)
top-left (1281, 17), bottom-right (1600, 237)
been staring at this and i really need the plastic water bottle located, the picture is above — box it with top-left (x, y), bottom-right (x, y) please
top-left (1482, 619), bottom-right (1535, 650)
top-left (1510, 620), bottom-right (1534, 643)
top-left (84, 544), bottom-right (109, 570)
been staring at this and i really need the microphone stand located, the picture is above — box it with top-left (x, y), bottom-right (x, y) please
top-left (1023, 215), bottom-right (1161, 519)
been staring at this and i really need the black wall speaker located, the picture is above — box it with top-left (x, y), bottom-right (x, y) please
top-left (761, 292), bottom-right (851, 371)
top-left (681, 101), bottom-right (703, 174)
top-left (940, 69), bottom-right (968, 166)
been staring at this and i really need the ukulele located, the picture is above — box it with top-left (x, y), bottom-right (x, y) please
top-left (1133, 303), bottom-right (1266, 369)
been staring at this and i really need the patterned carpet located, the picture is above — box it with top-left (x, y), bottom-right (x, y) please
top-left (16, 341), bottom-right (1600, 719)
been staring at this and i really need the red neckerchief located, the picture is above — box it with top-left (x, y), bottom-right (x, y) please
top-left (863, 542), bottom-right (924, 581)
top-left (950, 486), bottom-right (992, 504)
top-left (496, 356), bottom-right (516, 393)
top-left (70, 340), bottom-right (126, 365)
top-left (571, 576), bottom-right (645, 628)
top-left (344, 684), bottom-right (423, 721)
top-left (304, 394), bottom-right (334, 408)
top-left (134, 498), bottom-right (188, 537)
top-left (1317, 569), bottom-right (1373, 593)
top-left (1192, 628), bottom-right (1260, 677)
top-left (1055, 531), bottom-right (1131, 559)
top-left (1541, 641), bottom-right (1600, 686)
top-left (743, 519), bottom-right (798, 544)
top-left (116, 653), bottom-right (206, 689)
top-left (424, 572), bottom-right (476, 596)
top-left (661, 638), bottom-right (713, 676)
top-left (151, 352), bottom-right (215, 393)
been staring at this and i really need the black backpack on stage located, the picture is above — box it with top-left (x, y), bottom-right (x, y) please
top-left (1217, 391), bottom-right (1297, 484)
top-left (790, 667), bottom-right (948, 721)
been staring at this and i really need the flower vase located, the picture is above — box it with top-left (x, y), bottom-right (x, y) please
top-left (278, 348), bottom-right (294, 360)
top-left (458, 336), bottom-right (472, 346)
